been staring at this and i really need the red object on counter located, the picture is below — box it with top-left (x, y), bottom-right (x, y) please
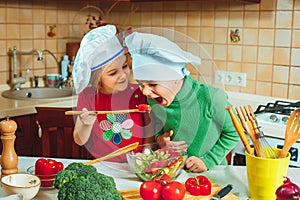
top-left (185, 175), bottom-right (212, 196)
top-left (35, 158), bottom-right (64, 187)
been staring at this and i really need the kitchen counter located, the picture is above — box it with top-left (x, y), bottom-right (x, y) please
top-left (0, 83), bottom-right (295, 119)
top-left (0, 156), bottom-right (299, 200)
top-left (0, 87), bottom-right (78, 119)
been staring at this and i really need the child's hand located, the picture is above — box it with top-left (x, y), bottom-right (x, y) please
top-left (185, 156), bottom-right (208, 173)
top-left (156, 130), bottom-right (188, 151)
top-left (79, 108), bottom-right (97, 125)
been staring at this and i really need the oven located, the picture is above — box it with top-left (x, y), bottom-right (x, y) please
top-left (232, 100), bottom-right (300, 168)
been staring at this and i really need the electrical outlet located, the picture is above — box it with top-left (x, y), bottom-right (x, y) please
top-left (214, 70), bottom-right (247, 87)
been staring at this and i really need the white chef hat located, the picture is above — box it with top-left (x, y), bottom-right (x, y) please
top-left (125, 32), bottom-right (201, 81)
top-left (72, 25), bottom-right (124, 94)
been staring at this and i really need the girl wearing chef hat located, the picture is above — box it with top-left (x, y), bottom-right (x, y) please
top-left (125, 32), bottom-right (239, 172)
top-left (72, 25), bottom-right (154, 162)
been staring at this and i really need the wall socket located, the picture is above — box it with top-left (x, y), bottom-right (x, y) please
top-left (214, 70), bottom-right (247, 87)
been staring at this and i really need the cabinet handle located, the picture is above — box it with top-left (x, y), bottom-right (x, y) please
top-left (36, 120), bottom-right (42, 138)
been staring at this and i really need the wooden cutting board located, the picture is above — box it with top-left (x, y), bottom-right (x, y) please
top-left (119, 181), bottom-right (240, 200)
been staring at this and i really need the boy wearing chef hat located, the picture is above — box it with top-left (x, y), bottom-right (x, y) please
top-left (72, 25), bottom-right (154, 162)
top-left (125, 32), bottom-right (239, 172)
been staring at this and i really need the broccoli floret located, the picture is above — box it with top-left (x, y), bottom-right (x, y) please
top-left (54, 169), bottom-right (78, 189)
top-left (64, 162), bottom-right (85, 171)
top-left (55, 162), bottom-right (122, 200)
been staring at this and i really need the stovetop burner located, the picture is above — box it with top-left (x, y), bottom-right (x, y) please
top-left (254, 100), bottom-right (300, 116)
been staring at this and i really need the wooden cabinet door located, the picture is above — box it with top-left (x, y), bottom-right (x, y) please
top-left (0, 115), bottom-right (37, 157)
top-left (35, 107), bottom-right (92, 159)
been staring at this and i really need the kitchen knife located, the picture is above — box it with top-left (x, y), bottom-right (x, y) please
top-left (211, 184), bottom-right (233, 200)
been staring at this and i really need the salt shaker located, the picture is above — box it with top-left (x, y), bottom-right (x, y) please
top-left (0, 117), bottom-right (18, 176)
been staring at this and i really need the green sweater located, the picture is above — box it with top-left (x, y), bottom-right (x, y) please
top-left (149, 76), bottom-right (239, 169)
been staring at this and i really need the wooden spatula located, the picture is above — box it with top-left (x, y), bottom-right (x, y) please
top-left (84, 142), bottom-right (139, 165)
top-left (278, 108), bottom-right (300, 158)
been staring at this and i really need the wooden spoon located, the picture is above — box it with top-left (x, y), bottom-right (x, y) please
top-left (226, 105), bottom-right (253, 155)
top-left (278, 108), bottom-right (300, 158)
top-left (84, 142), bottom-right (139, 165)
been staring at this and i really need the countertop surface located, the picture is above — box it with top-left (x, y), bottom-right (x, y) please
top-left (0, 86), bottom-right (78, 118)
top-left (0, 84), bottom-right (296, 119)
top-left (0, 156), bottom-right (299, 200)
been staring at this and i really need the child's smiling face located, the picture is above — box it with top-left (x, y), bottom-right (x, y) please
top-left (137, 79), bottom-right (183, 107)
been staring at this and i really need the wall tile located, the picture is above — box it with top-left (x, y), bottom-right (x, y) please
top-left (214, 11), bottom-right (228, 27)
top-left (276, 11), bottom-right (292, 28)
top-left (6, 24), bottom-right (20, 39)
top-left (256, 81), bottom-right (271, 96)
top-left (273, 47), bottom-right (290, 65)
top-left (0, 24), bottom-right (6, 39)
top-left (20, 8), bottom-right (33, 24)
top-left (227, 45), bottom-right (242, 62)
top-left (244, 11), bottom-right (259, 28)
top-left (288, 85), bottom-right (300, 100)
top-left (7, 8), bottom-right (19, 23)
top-left (259, 11), bottom-right (275, 28)
top-left (214, 28), bottom-right (228, 44)
top-left (201, 11), bottom-right (214, 27)
top-left (277, 0), bottom-right (293, 10)
top-left (243, 28), bottom-right (258, 45)
top-left (20, 25), bottom-right (33, 39)
top-left (242, 63), bottom-right (256, 80)
top-left (273, 65), bottom-right (289, 83)
top-left (260, 0), bottom-right (276, 10)
top-left (290, 67), bottom-right (300, 84)
top-left (200, 27), bottom-right (214, 43)
top-left (258, 47), bottom-right (273, 64)
top-left (242, 46), bottom-right (257, 63)
top-left (33, 9), bottom-right (45, 23)
top-left (0, 8), bottom-right (6, 23)
top-left (275, 29), bottom-right (291, 47)
top-left (163, 12), bottom-right (175, 26)
top-left (187, 11), bottom-right (200, 26)
top-left (292, 30), bottom-right (300, 47)
top-left (213, 44), bottom-right (227, 60)
top-left (272, 83), bottom-right (288, 98)
top-left (175, 12), bottom-right (187, 26)
top-left (45, 9), bottom-right (57, 24)
top-left (294, 11), bottom-right (300, 28)
top-left (258, 29), bottom-right (274, 46)
top-left (257, 64), bottom-right (272, 81)
top-left (291, 48), bottom-right (300, 66)
top-left (229, 11), bottom-right (243, 28)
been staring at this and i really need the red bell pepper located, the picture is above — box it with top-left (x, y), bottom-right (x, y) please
top-left (185, 175), bottom-right (212, 196)
top-left (35, 158), bottom-right (64, 187)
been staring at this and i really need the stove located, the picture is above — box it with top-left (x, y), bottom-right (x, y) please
top-left (232, 100), bottom-right (300, 167)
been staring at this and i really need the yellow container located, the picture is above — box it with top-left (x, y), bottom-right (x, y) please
top-left (246, 148), bottom-right (290, 200)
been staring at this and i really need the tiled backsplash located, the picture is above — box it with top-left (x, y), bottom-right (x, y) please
top-left (0, 0), bottom-right (299, 100)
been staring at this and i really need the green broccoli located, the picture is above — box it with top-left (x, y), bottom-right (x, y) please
top-left (54, 162), bottom-right (122, 200)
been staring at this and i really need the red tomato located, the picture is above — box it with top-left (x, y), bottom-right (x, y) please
top-left (161, 181), bottom-right (185, 200)
top-left (140, 180), bottom-right (162, 200)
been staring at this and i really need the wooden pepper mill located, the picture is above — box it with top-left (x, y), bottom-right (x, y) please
top-left (0, 117), bottom-right (18, 176)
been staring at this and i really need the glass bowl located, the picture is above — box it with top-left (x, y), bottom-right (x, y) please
top-left (27, 166), bottom-right (57, 189)
top-left (126, 143), bottom-right (188, 181)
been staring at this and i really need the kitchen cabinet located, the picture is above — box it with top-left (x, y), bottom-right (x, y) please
top-left (0, 114), bottom-right (38, 157)
top-left (35, 107), bottom-right (93, 159)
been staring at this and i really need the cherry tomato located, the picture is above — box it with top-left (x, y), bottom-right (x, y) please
top-left (161, 181), bottom-right (185, 200)
top-left (140, 180), bottom-right (162, 200)
top-left (153, 174), bottom-right (172, 185)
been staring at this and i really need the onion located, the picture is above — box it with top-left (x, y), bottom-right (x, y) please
top-left (276, 177), bottom-right (300, 200)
